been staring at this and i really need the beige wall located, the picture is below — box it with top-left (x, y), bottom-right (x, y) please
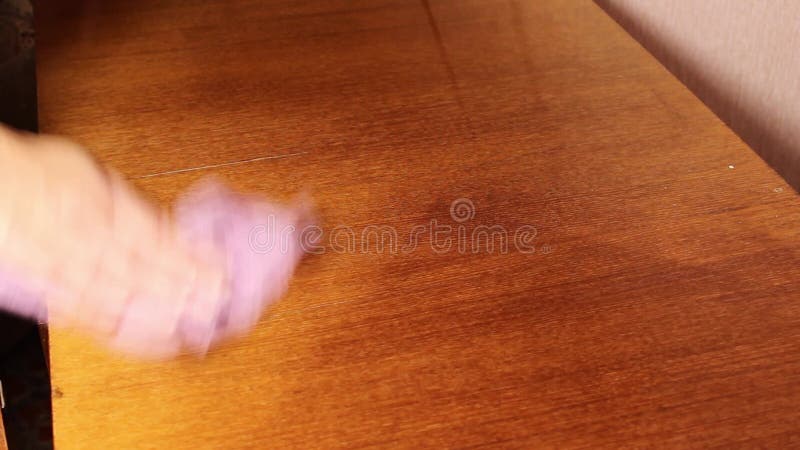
top-left (596, 0), bottom-right (800, 189)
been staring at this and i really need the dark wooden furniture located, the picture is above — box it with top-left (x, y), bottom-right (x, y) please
top-left (36, 0), bottom-right (800, 447)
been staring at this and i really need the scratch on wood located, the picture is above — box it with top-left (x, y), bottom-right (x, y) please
top-left (134, 151), bottom-right (308, 179)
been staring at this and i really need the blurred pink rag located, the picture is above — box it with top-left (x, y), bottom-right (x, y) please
top-left (0, 180), bottom-right (310, 358)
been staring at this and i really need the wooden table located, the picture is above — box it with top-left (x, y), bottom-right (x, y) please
top-left (36, 0), bottom-right (800, 448)
top-left (0, 409), bottom-right (6, 450)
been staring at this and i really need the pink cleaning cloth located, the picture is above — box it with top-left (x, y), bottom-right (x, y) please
top-left (0, 179), bottom-right (311, 359)
top-left (173, 179), bottom-right (312, 351)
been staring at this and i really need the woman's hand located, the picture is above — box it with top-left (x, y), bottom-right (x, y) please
top-left (0, 125), bottom-right (228, 358)
top-left (0, 125), bottom-right (310, 359)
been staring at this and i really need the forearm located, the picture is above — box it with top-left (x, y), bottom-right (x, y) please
top-left (0, 125), bottom-right (49, 321)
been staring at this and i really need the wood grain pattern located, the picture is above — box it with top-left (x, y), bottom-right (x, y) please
top-left (36, 0), bottom-right (800, 448)
top-left (0, 408), bottom-right (6, 450)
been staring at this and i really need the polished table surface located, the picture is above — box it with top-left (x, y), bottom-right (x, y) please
top-left (0, 410), bottom-right (5, 450)
top-left (36, 0), bottom-right (800, 448)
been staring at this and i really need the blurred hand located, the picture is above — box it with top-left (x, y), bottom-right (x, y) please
top-left (0, 125), bottom-right (309, 359)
